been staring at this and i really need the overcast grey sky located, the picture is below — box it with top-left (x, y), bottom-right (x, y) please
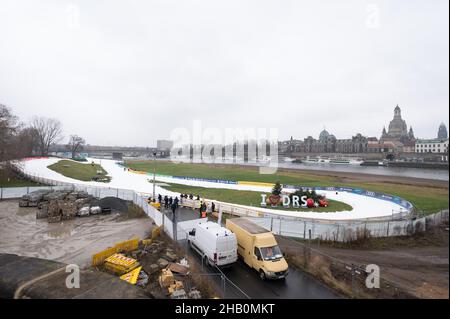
top-left (0, 0), bottom-right (448, 147)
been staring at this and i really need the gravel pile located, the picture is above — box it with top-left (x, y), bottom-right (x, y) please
top-left (98, 197), bottom-right (129, 213)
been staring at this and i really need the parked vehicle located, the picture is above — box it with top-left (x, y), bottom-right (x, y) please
top-left (188, 221), bottom-right (238, 267)
top-left (226, 218), bottom-right (288, 280)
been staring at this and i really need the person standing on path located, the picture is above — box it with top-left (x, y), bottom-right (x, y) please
top-left (164, 195), bottom-right (168, 209)
top-left (171, 202), bottom-right (177, 222)
top-left (200, 202), bottom-right (207, 218)
top-left (198, 201), bottom-right (203, 218)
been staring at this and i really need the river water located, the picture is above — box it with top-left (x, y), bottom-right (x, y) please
top-left (269, 161), bottom-right (448, 181)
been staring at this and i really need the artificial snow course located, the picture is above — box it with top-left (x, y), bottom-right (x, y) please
top-left (18, 157), bottom-right (409, 221)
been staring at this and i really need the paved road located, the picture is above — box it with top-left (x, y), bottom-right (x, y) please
top-left (178, 239), bottom-right (341, 299)
top-left (160, 206), bottom-right (341, 298)
top-left (160, 206), bottom-right (200, 222)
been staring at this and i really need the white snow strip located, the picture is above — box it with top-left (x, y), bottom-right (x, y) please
top-left (18, 157), bottom-right (408, 221)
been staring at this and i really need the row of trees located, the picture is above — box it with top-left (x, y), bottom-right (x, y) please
top-left (0, 104), bottom-right (86, 162)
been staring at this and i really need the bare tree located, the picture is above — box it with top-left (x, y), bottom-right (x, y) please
top-left (16, 127), bottom-right (40, 157)
top-left (66, 135), bottom-right (86, 158)
top-left (0, 104), bottom-right (20, 162)
top-left (30, 117), bottom-right (63, 156)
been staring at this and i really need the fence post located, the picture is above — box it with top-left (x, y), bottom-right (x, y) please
top-left (270, 218), bottom-right (273, 231)
top-left (173, 217), bottom-right (177, 241)
top-left (0, 187), bottom-right (3, 200)
top-left (304, 221), bottom-right (306, 239)
top-left (27, 187), bottom-right (29, 194)
top-left (162, 212), bottom-right (165, 230)
top-left (221, 275), bottom-right (226, 298)
top-left (386, 221), bottom-right (390, 237)
top-left (278, 217), bottom-right (282, 235)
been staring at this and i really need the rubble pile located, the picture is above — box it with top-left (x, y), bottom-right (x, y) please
top-left (133, 241), bottom-right (200, 299)
top-left (95, 238), bottom-right (203, 299)
top-left (19, 189), bottom-right (110, 223)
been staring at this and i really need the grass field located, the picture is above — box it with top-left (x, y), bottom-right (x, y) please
top-left (126, 160), bottom-right (449, 214)
top-left (164, 182), bottom-right (353, 212)
top-left (48, 160), bottom-right (109, 182)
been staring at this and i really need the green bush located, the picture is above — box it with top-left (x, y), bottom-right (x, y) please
top-left (289, 189), bottom-right (324, 201)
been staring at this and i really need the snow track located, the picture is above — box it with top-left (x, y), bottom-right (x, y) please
top-left (18, 157), bottom-right (410, 221)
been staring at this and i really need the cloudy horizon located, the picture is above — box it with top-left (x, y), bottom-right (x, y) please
top-left (0, 0), bottom-right (448, 147)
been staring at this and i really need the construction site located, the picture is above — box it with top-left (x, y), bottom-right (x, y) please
top-left (1, 154), bottom-right (448, 299)
top-left (0, 189), bottom-right (218, 299)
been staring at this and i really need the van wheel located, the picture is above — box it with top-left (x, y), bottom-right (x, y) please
top-left (259, 270), bottom-right (266, 280)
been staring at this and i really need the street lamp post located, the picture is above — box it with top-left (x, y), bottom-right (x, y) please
top-left (152, 152), bottom-right (157, 200)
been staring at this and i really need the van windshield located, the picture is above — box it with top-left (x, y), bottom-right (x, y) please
top-left (260, 246), bottom-right (283, 261)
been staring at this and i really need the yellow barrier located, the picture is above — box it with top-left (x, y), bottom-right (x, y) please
top-left (238, 181), bottom-right (275, 187)
top-left (91, 237), bottom-right (139, 267)
top-left (115, 238), bottom-right (139, 252)
top-left (92, 246), bottom-right (117, 267)
top-left (151, 226), bottom-right (162, 240)
top-left (129, 170), bottom-right (148, 175)
top-left (150, 202), bottom-right (161, 209)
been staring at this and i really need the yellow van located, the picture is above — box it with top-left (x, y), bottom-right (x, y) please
top-left (226, 218), bottom-right (288, 280)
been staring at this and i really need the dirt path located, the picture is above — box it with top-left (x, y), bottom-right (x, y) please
top-left (0, 200), bottom-right (153, 269)
top-left (277, 235), bottom-right (449, 299)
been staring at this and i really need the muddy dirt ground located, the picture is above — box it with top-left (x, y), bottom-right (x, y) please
top-left (0, 199), bottom-right (153, 269)
top-left (278, 228), bottom-right (449, 299)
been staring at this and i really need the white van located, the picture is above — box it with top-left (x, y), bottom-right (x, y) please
top-left (188, 221), bottom-right (238, 267)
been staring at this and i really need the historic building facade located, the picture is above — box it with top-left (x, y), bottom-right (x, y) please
top-left (415, 139), bottom-right (449, 154)
top-left (279, 130), bottom-right (368, 154)
top-left (380, 105), bottom-right (416, 148)
top-left (278, 105), bottom-right (449, 156)
top-left (414, 123), bottom-right (449, 158)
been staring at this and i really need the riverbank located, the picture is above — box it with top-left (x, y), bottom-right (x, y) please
top-left (388, 162), bottom-right (449, 169)
top-left (150, 158), bottom-right (449, 181)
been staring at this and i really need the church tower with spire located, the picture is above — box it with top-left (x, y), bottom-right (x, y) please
top-left (408, 126), bottom-right (415, 139)
top-left (438, 123), bottom-right (448, 139)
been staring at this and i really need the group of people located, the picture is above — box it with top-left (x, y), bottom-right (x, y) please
top-left (179, 194), bottom-right (200, 200)
top-left (157, 194), bottom-right (179, 211)
top-left (198, 200), bottom-right (216, 218)
top-left (148, 193), bottom-right (216, 219)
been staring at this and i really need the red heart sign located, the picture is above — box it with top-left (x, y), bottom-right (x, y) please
top-left (269, 194), bottom-right (280, 206)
